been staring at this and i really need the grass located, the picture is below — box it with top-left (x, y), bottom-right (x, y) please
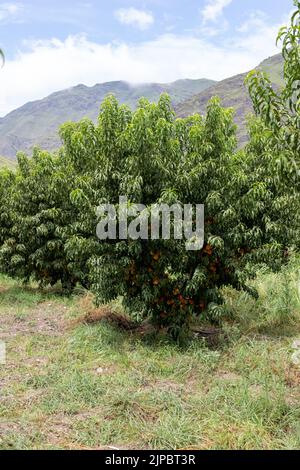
top-left (0, 260), bottom-right (300, 450)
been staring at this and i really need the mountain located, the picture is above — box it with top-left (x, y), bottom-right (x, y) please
top-left (0, 79), bottom-right (215, 160)
top-left (0, 155), bottom-right (16, 169)
top-left (175, 54), bottom-right (284, 145)
top-left (0, 54), bottom-right (284, 160)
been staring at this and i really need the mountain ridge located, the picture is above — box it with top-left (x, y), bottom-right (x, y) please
top-left (0, 78), bottom-right (215, 159)
top-left (175, 54), bottom-right (284, 145)
top-left (0, 53), bottom-right (284, 160)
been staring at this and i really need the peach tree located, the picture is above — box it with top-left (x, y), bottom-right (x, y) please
top-left (62, 94), bottom-right (290, 336)
top-left (0, 168), bottom-right (15, 253)
top-left (0, 149), bottom-right (79, 290)
top-left (245, 0), bottom-right (300, 251)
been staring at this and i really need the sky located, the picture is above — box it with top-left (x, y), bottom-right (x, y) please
top-left (0, 0), bottom-right (295, 117)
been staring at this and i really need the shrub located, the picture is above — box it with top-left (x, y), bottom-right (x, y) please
top-left (242, 117), bottom-right (300, 253)
top-left (0, 3), bottom-right (298, 337)
top-left (245, 0), bottom-right (300, 252)
top-left (61, 94), bottom-right (291, 337)
top-left (0, 149), bottom-right (78, 290)
top-left (0, 167), bottom-right (15, 249)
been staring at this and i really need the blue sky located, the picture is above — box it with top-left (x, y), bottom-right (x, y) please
top-left (0, 0), bottom-right (295, 116)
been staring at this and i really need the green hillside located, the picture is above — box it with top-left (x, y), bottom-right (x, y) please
top-left (0, 79), bottom-right (215, 159)
top-left (175, 54), bottom-right (284, 145)
top-left (0, 155), bottom-right (16, 169)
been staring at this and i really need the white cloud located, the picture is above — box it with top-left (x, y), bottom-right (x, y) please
top-left (201, 0), bottom-right (232, 24)
top-left (234, 9), bottom-right (292, 55)
top-left (0, 10), bottom-right (289, 117)
top-left (115, 7), bottom-right (154, 30)
top-left (0, 2), bottom-right (21, 23)
top-left (238, 10), bottom-right (269, 33)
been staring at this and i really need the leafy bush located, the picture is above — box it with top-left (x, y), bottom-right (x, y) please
top-left (0, 149), bottom-right (78, 290)
top-left (245, 0), bottom-right (300, 252)
top-left (0, 168), bottom-right (15, 249)
top-left (0, 3), bottom-right (299, 337)
top-left (60, 94), bottom-right (291, 336)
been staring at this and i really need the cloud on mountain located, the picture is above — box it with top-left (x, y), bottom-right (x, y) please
top-left (0, 9), bottom-right (287, 116)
